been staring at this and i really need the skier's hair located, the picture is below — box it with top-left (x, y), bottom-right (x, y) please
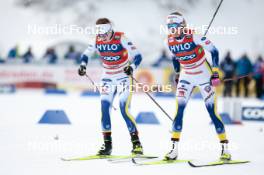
top-left (169, 11), bottom-right (186, 27)
top-left (170, 12), bottom-right (183, 16)
top-left (96, 18), bottom-right (111, 25)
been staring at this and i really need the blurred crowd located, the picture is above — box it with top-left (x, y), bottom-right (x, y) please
top-left (220, 52), bottom-right (264, 99)
top-left (0, 45), bottom-right (82, 64)
top-left (0, 46), bottom-right (263, 99)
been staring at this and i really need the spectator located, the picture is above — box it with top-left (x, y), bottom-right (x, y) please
top-left (22, 46), bottom-right (34, 63)
top-left (152, 49), bottom-right (171, 67)
top-left (7, 45), bottom-right (18, 59)
top-left (43, 47), bottom-right (58, 64)
top-left (64, 45), bottom-right (80, 61)
top-left (0, 53), bottom-right (4, 63)
top-left (220, 51), bottom-right (236, 97)
top-left (64, 45), bottom-right (81, 64)
top-left (253, 56), bottom-right (264, 99)
top-left (235, 53), bottom-right (253, 97)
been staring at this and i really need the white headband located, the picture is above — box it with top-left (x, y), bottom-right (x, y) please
top-left (166, 15), bottom-right (184, 24)
top-left (95, 23), bottom-right (112, 34)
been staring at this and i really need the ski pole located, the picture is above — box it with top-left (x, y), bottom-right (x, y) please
top-left (203, 0), bottom-right (224, 36)
top-left (223, 73), bottom-right (253, 82)
top-left (131, 76), bottom-right (173, 122)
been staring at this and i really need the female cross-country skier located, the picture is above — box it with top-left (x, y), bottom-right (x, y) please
top-left (78, 18), bottom-right (143, 156)
top-left (164, 12), bottom-right (231, 161)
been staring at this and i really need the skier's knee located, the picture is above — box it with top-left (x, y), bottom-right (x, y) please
top-left (119, 101), bottom-right (128, 115)
top-left (177, 97), bottom-right (187, 106)
top-left (101, 100), bottom-right (111, 109)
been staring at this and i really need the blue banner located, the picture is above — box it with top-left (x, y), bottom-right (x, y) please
top-left (242, 107), bottom-right (264, 121)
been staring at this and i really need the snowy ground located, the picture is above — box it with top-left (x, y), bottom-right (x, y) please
top-left (0, 91), bottom-right (263, 175)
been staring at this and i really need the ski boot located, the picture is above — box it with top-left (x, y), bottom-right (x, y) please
top-left (131, 132), bottom-right (143, 155)
top-left (164, 141), bottom-right (178, 160)
top-left (220, 141), bottom-right (231, 161)
top-left (97, 134), bottom-right (112, 156)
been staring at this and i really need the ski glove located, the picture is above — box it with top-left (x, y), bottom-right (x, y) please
top-left (124, 66), bottom-right (133, 75)
top-left (210, 67), bottom-right (221, 86)
top-left (78, 65), bottom-right (86, 76)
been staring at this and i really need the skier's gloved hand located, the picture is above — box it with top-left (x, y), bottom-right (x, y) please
top-left (124, 66), bottom-right (133, 75)
top-left (210, 67), bottom-right (221, 86)
top-left (78, 64), bottom-right (86, 76)
top-left (175, 73), bottom-right (180, 86)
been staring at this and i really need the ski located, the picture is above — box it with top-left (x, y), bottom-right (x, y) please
top-left (108, 155), bottom-right (158, 163)
top-left (61, 154), bottom-right (157, 162)
top-left (188, 159), bottom-right (250, 167)
top-left (132, 158), bottom-right (190, 165)
top-left (61, 154), bottom-right (131, 161)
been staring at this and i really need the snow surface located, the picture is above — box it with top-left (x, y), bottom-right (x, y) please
top-left (0, 91), bottom-right (263, 175)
